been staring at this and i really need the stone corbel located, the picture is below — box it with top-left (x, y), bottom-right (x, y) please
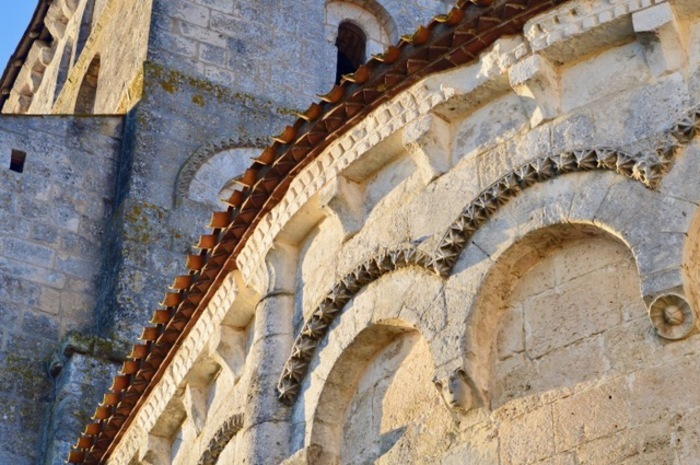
top-left (212, 325), bottom-right (247, 381)
top-left (432, 366), bottom-right (481, 415)
top-left (45, 2), bottom-right (70, 39)
top-left (632, 3), bottom-right (687, 77)
top-left (140, 435), bottom-right (171, 465)
top-left (182, 384), bottom-right (208, 436)
top-left (508, 54), bottom-right (561, 128)
top-left (403, 114), bottom-right (452, 183)
top-left (61, 0), bottom-right (80, 16)
top-left (318, 175), bottom-right (365, 239)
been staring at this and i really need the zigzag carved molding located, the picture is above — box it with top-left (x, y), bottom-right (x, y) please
top-left (277, 104), bottom-right (700, 404)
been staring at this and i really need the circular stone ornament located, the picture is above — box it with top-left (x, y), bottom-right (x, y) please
top-left (649, 293), bottom-right (696, 340)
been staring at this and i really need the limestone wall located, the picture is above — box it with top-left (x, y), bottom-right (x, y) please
top-left (1, 0), bottom-right (153, 115)
top-left (99, 1), bottom-right (700, 464)
top-left (0, 115), bottom-right (122, 464)
top-left (147, 0), bottom-right (451, 110)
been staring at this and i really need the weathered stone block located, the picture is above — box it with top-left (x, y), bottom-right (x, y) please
top-left (553, 378), bottom-right (629, 452)
top-left (500, 405), bottom-right (554, 464)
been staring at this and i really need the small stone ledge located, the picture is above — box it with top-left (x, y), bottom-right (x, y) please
top-left (49, 331), bottom-right (130, 377)
top-left (632, 2), bottom-right (687, 77)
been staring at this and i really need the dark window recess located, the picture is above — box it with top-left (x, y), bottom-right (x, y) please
top-left (74, 55), bottom-right (101, 114)
top-left (10, 149), bottom-right (26, 173)
top-left (335, 22), bottom-right (367, 84)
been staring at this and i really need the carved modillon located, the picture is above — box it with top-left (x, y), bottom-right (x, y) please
top-left (649, 294), bottom-right (696, 340)
top-left (433, 368), bottom-right (476, 414)
top-left (277, 104), bottom-right (700, 405)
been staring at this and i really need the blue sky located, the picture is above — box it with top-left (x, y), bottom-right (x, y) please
top-left (0, 2), bottom-right (38, 73)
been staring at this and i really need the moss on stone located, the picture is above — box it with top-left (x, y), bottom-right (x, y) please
top-left (192, 94), bottom-right (206, 107)
top-left (160, 80), bottom-right (177, 94)
top-left (144, 62), bottom-right (300, 116)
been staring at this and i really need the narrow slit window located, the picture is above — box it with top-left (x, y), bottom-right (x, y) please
top-left (10, 149), bottom-right (26, 173)
top-left (336, 22), bottom-right (367, 84)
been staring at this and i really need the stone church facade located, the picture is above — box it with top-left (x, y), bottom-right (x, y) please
top-left (0, 0), bottom-right (699, 464)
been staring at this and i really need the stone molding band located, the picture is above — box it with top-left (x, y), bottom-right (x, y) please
top-left (277, 104), bottom-right (700, 404)
top-left (196, 414), bottom-right (244, 465)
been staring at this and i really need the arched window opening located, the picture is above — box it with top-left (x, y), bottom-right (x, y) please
top-left (74, 55), bottom-right (100, 114)
top-left (335, 21), bottom-right (366, 84)
top-left (54, 41), bottom-right (74, 103)
top-left (76, 0), bottom-right (97, 58)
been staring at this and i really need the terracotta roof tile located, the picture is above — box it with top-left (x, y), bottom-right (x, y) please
top-left (67, 0), bottom-right (571, 462)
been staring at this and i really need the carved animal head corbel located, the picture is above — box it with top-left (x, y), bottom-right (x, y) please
top-left (433, 367), bottom-right (476, 413)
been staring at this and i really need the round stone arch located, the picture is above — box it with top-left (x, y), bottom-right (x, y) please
top-left (461, 222), bottom-right (639, 408)
top-left (440, 169), bottom-right (698, 404)
top-left (325, 0), bottom-right (397, 58)
top-left (667, 141), bottom-right (700, 323)
top-left (174, 140), bottom-right (261, 208)
top-left (292, 267), bottom-right (448, 461)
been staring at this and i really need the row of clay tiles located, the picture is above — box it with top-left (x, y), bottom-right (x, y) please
top-left (67, 0), bottom-right (571, 463)
top-left (0, 0), bottom-right (53, 109)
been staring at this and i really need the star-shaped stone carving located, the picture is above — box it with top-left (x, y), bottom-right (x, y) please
top-left (573, 149), bottom-right (597, 170)
top-left (316, 300), bottom-right (341, 324)
top-left (291, 335), bottom-right (318, 361)
top-left (530, 158), bottom-right (555, 181)
top-left (515, 163), bottom-right (537, 187)
top-left (302, 317), bottom-right (327, 339)
top-left (553, 151), bottom-right (577, 173)
top-left (595, 149), bottom-right (618, 170)
top-left (463, 203), bottom-right (488, 228)
top-left (278, 377), bottom-right (300, 404)
top-left (614, 154), bottom-right (636, 177)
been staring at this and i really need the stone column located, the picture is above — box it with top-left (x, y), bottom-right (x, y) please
top-left (239, 243), bottom-right (297, 464)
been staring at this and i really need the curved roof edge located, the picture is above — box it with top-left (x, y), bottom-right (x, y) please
top-left (67, 0), bottom-right (573, 463)
top-left (0, 0), bottom-right (53, 111)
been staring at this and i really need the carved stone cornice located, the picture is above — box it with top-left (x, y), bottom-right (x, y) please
top-left (277, 104), bottom-right (700, 404)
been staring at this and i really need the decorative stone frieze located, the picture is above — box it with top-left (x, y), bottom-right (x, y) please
top-left (431, 148), bottom-right (663, 276)
top-left (277, 244), bottom-right (432, 403)
top-left (525, 0), bottom-right (670, 61)
top-left (277, 103), bottom-right (700, 404)
top-left (197, 414), bottom-right (244, 465)
top-left (649, 293), bottom-right (696, 340)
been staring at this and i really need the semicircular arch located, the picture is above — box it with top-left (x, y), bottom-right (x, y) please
top-left (174, 140), bottom-right (261, 208)
top-left (325, 0), bottom-right (397, 56)
top-left (292, 268), bottom-right (447, 456)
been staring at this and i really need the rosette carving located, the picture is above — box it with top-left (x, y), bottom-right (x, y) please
top-left (649, 294), bottom-right (696, 340)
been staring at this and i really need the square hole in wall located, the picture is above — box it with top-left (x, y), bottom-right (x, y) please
top-left (9, 149), bottom-right (26, 173)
